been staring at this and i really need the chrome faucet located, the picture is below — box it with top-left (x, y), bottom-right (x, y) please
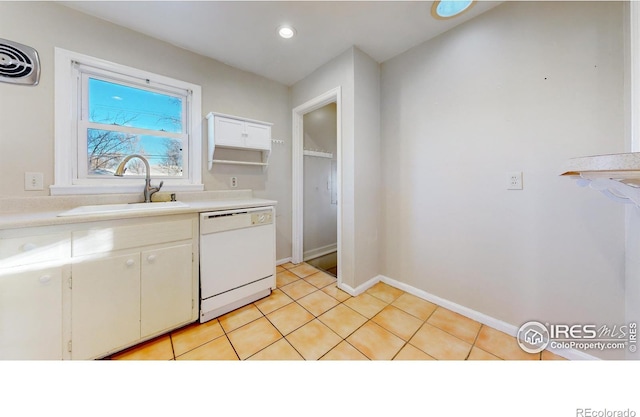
top-left (114, 154), bottom-right (163, 203)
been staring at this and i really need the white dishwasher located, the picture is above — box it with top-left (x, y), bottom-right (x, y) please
top-left (199, 206), bottom-right (275, 323)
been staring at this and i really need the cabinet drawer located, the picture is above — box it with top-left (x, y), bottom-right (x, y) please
top-left (0, 232), bottom-right (71, 268)
top-left (72, 218), bottom-right (193, 257)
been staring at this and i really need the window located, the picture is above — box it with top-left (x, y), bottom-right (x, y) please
top-left (84, 77), bottom-right (185, 178)
top-left (53, 48), bottom-right (202, 195)
top-left (431, 1), bottom-right (475, 20)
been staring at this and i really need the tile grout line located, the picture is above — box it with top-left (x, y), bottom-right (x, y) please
top-left (366, 289), bottom-right (423, 360)
top-left (223, 332), bottom-right (241, 360)
top-left (245, 313), bottom-right (292, 360)
top-left (169, 333), bottom-right (176, 360)
top-left (322, 302), bottom-right (371, 360)
top-left (365, 289), bottom-right (485, 360)
top-left (272, 272), bottom-right (371, 359)
top-left (247, 277), bottom-right (342, 360)
top-left (277, 287), bottom-right (350, 360)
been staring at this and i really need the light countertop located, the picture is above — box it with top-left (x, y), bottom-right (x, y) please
top-left (0, 190), bottom-right (277, 230)
top-left (561, 152), bottom-right (640, 185)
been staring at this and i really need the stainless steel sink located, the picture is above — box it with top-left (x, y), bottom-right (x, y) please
top-left (57, 201), bottom-right (189, 217)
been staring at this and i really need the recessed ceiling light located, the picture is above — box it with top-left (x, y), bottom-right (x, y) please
top-left (278, 25), bottom-right (296, 39)
top-left (431, 0), bottom-right (475, 20)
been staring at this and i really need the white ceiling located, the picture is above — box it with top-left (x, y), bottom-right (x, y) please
top-left (60, 1), bottom-right (502, 86)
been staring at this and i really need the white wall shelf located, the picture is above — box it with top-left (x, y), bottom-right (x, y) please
top-left (303, 149), bottom-right (334, 159)
top-left (210, 160), bottom-right (268, 167)
top-left (206, 112), bottom-right (273, 170)
top-left (561, 152), bottom-right (640, 207)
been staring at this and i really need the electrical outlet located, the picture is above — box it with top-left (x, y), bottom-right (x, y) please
top-left (230, 176), bottom-right (238, 188)
top-left (24, 172), bottom-right (44, 191)
top-left (507, 171), bottom-right (523, 190)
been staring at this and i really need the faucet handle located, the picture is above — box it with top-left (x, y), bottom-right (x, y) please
top-left (149, 180), bottom-right (163, 194)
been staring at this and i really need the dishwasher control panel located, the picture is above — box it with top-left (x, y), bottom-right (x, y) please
top-left (251, 211), bottom-right (273, 225)
top-left (200, 207), bottom-right (273, 234)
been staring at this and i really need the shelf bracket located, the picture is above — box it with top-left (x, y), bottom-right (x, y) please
top-left (574, 177), bottom-right (640, 207)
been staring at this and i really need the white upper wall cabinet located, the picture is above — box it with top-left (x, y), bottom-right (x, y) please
top-left (206, 112), bottom-right (273, 169)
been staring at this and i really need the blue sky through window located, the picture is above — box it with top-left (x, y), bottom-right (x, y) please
top-left (87, 78), bottom-right (184, 175)
top-left (435, 0), bottom-right (473, 18)
top-left (88, 78), bottom-right (182, 132)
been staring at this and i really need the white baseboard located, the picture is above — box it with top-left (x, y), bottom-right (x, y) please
top-left (303, 243), bottom-right (337, 261)
top-left (337, 275), bottom-right (380, 297)
top-left (375, 274), bottom-right (600, 361)
top-left (380, 275), bottom-right (517, 334)
top-left (276, 257), bottom-right (292, 266)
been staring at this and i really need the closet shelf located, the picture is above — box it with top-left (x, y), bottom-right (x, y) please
top-left (303, 150), bottom-right (334, 159)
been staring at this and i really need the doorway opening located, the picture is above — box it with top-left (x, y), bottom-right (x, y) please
top-left (292, 87), bottom-right (342, 283)
top-left (302, 102), bottom-right (337, 276)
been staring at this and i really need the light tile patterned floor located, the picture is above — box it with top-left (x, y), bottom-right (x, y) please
top-left (108, 262), bottom-right (566, 361)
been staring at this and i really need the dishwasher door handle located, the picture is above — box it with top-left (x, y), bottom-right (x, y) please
top-left (205, 212), bottom-right (248, 220)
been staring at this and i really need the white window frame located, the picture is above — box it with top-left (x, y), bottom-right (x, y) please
top-left (52, 47), bottom-right (203, 195)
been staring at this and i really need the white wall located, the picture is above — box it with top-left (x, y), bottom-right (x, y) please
top-left (380, 1), bottom-right (626, 358)
top-left (0, 1), bottom-right (292, 260)
top-left (353, 48), bottom-right (382, 288)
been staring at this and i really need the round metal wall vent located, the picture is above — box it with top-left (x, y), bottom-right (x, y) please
top-left (0, 38), bottom-right (40, 86)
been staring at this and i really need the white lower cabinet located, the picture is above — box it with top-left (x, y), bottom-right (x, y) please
top-left (0, 229), bottom-right (70, 360)
top-left (0, 214), bottom-right (198, 360)
top-left (69, 216), bottom-right (198, 359)
top-left (0, 266), bottom-right (65, 359)
top-left (141, 243), bottom-right (193, 338)
top-left (71, 253), bottom-right (141, 360)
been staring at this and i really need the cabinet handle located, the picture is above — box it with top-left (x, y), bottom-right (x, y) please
top-left (39, 275), bottom-right (51, 284)
top-left (147, 254), bottom-right (157, 263)
top-left (126, 259), bottom-right (135, 267)
top-left (21, 243), bottom-right (37, 252)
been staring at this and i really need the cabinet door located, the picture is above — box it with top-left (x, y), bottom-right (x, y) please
top-left (245, 122), bottom-right (271, 150)
top-left (214, 116), bottom-right (245, 148)
top-left (141, 244), bottom-right (193, 338)
top-left (71, 253), bottom-right (140, 359)
top-left (0, 267), bottom-right (63, 359)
